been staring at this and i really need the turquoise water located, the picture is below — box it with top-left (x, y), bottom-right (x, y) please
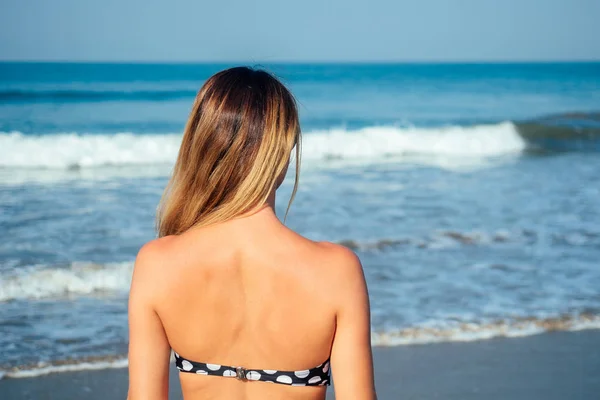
top-left (1, 62), bottom-right (600, 133)
top-left (1, 62), bottom-right (600, 376)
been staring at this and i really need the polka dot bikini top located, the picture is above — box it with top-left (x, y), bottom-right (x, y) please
top-left (174, 351), bottom-right (331, 386)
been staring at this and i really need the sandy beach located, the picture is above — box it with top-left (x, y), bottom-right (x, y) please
top-left (1, 330), bottom-right (598, 399)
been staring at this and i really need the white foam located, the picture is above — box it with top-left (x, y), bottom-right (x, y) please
top-left (0, 262), bottom-right (133, 302)
top-left (371, 313), bottom-right (600, 346)
top-left (1, 353), bottom-right (182, 379)
top-left (4, 357), bottom-right (129, 379)
top-left (303, 122), bottom-right (525, 160)
top-left (0, 123), bottom-right (525, 170)
top-left (0, 132), bottom-right (181, 169)
top-left (2, 352), bottom-right (183, 379)
top-left (2, 314), bottom-right (599, 379)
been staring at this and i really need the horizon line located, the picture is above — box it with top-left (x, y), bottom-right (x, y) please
top-left (1, 58), bottom-right (599, 65)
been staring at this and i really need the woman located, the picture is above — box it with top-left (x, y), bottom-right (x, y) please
top-left (127, 67), bottom-right (376, 400)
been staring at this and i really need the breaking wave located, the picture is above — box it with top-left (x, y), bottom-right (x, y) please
top-left (2, 227), bottom-right (597, 302)
top-left (0, 122), bottom-right (525, 169)
top-left (371, 312), bottom-right (600, 346)
top-left (0, 262), bottom-right (133, 302)
top-left (2, 313), bottom-right (598, 379)
top-left (1, 355), bottom-right (129, 379)
top-left (515, 111), bottom-right (600, 152)
top-left (3, 112), bottom-right (599, 171)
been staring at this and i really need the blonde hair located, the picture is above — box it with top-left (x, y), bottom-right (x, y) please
top-left (157, 67), bottom-right (301, 237)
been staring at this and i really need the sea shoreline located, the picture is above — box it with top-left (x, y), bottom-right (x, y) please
top-left (1, 330), bottom-right (598, 399)
top-left (3, 314), bottom-right (599, 379)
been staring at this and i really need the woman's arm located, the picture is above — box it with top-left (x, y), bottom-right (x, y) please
top-left (329, 246), bottom-right (377, 399)
top-left (127, 242), bottom-right (172, 400)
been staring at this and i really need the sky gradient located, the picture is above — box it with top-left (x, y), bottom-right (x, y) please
top-left (0, 0), bottom-right (599, 62)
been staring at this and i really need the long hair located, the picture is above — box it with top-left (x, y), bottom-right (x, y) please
top-left (157, 67), bottom-right (301, 237)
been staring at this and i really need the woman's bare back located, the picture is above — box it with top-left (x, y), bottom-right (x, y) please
top-left (128, 207), bottom-right (375, 400)
top-left (127, 67), bottom-right (375, 400)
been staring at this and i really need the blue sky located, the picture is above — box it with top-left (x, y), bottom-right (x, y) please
top-left (0, 0), bottom-right (598, 62)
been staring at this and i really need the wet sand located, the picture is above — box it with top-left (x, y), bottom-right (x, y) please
top-left (1, 330), bottom-right (599, 399)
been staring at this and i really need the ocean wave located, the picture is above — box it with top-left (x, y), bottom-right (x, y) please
top-left (3, 228), bottom-right (597, 302)
top-left (303, 122), bottom-right (524, 159)
top-left (515, 112), bottom-right (600, 152)
top-left (339, 229), bottom-right (519, 251)
top-left (0, 123), bottom-right (525, 170)
top-left (371, 312), bottom-right (600, 346)
top-left (340, 228), bottom-right (598, 252)
top-left (0, 132), bottom-right (180, 169)
top-left (1, 355), bottom-right (129, 379)
top-left (2, 313), bottom-right (598, 379)
top-left (0, 262), bottom-right (133, 302)
top-left (0, 88), bottom-right (196, 103)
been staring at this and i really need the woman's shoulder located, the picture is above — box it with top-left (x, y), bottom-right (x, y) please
top-left (308, 241), bottom-right (365, 283)
top-left (307, 241), bottom-right (368, 309)
top-left (136, 235), bottom-right (179, 265)
top-left (132, 235), bottom-right (184, 283)
top-left (129, 236), bottom-right (182, 309)
top-left (313, 241), bottom-right (361, 266)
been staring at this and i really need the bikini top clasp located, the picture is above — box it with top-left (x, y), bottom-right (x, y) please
top-left (235, 366), bottom-right (247, 380)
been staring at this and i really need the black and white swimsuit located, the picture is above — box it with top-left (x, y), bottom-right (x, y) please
top-left (174, 351), bottom-right (331, 386)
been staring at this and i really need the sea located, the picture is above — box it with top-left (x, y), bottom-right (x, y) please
top-left (1, 62), bottom-right (599, 378)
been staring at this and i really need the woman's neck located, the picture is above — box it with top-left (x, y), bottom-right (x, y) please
top-left (232, 189), bottom-right (278, 223)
